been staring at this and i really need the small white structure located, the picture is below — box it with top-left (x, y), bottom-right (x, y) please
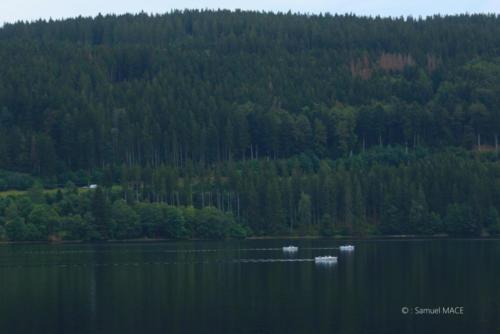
top-left (339, 245), bottom-right (355, 251)
top-left (89, 184), bottom-right (98, 189)
top-left (315, 256), bottom-right (338, 264)
top-left (282, 246), bottom-right (298, 252)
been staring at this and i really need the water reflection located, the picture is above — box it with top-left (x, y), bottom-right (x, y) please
top-left (0, 239), bottom-right (498, 334)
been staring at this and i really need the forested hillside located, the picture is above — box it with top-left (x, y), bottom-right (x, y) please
top-left (0, 11), bottom-right (499, 241)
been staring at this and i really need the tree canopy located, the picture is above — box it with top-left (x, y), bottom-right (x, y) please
top-left (0, 11), bottom-right (500, 240)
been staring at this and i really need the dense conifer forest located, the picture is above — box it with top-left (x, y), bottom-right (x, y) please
top-left (1, 11), bottom-right (500, 241)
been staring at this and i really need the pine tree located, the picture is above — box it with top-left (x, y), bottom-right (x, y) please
top-left (297, 192), bottom-right (312, 232)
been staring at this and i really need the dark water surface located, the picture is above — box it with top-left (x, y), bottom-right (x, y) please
top-left (0, 239), bottom-right (499, 334)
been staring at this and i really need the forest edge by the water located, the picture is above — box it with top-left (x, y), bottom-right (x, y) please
top-left (1, 147), bottom-right (500, 242)
top-left (2, 235), bottom-right (499, 245)
top-left (1, 12), bottom-right (500, 241)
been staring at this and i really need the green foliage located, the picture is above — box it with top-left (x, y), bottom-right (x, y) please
top-left (429, 212), bottom-right (445, 234)
top-left (28, 204), bottom-right (60, 237)
top-left (381, 198), bottom-right (405, 235)
top-left (4, 201), bottom-right (20, 221)
top-left (91, 187), bottom-right (111, 239)
top-left (16, 197), bottom-right (33, 219)
top-left (228, 223), bottom-right (250, 239)
top-left (1, 13), bottom-right (500, 175)
top-left (5, 217), bottom-right (29, 241)
top-left (59, 215), bottom-right (95, 241)
top-left (333, 106), bottom-right (358, 156)
top-left (24, 223), bottom-right (43, 241)
top-left (0, 170), bottom-right (34, 190)
top-left (484, 207), bottom-right (500, 235)
top-left (445, 204), bottom-right (480, 236)
top-left (195, 207), bottom-right (228, 240)
top-left (183, 206), bottom-right (198, 238)
top-left (320, 214), bottom-right (336, 237)
top-left (408, 187), bottom-right (431, 234)
top-left (136, 203), bottom-right (163, 238)
top-left (0, 225), bottom-right (6, 241)
top-left (27, 182), bottom-right (45, 204)
top-left (111, 200), bottom-right (140, 239)
top-left (1, 149), bottom-right (499, 241)
top-left (298, 193), bottom-right (312, 228)
top-left (162, 206), bottom-right (187, 239)
top-left (0, 13), bottom-right (500, 241)
top-left (195, 207), bottom-right (246, 239)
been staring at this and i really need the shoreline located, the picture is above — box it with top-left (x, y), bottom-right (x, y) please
top-left (1, 234), bottom-right (499, 246)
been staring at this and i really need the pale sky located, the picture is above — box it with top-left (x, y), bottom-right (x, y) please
top-left (1, 0), bottom-right (499, 25)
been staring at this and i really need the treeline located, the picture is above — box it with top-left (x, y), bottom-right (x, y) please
top-left (0, 12), bottom-right (500, 175)
top-left (0, 183), bottom-right (248, 242)
top-left (1, 148), bottom-right (499, 241)
top-left (1, 12), bottom-right (500, 240)
top-left (111, 148), bottom-right (500, 236)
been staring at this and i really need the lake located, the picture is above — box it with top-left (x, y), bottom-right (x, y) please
top-left (0, 239), bottom-right (499, 334)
